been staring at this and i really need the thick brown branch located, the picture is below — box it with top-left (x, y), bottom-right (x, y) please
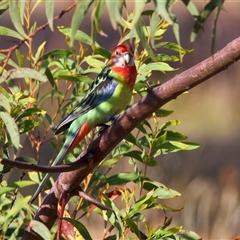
top-left (22, 36), bottom-right (240, 239)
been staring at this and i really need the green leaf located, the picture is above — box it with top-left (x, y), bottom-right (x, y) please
top-left (153, 1), bottom-right (181, 48)
top-left (160, 120), bottom-right (180, 130)
top-left (165, 131), bottom-right (187, 141)
top-left (131, 0), bottom-right (147, 26)
top-left (155, 109), bottom-right (174, 117)
top-left (125, 218), bottom-right (141, 239)
top-left (70, 0), bottom-right (94, 44)
top-left (136, 123), bottom-right (147, 135)
top-left (0, 53), bottom-right (18, 68)
top-left (173, 229), bottom-right (202, 240)
top-left (0, 196), bottom-right (31, 225)
top-left (153, 0), bottom-right (173, 24)
top-left (138, 136), bottom-right (150, 149)
top-left (44, 67), bottom-right (55, 87)
top-left (152, 131), bottom-right (167, 153)
top-left (0, 26), bottom-right (24, 39)
top-left (0, 93), bottom-right (11, 112)
top-left (37, 49), bottom-right (72, 63)
top-left (58, 26), bottom-right (99, 46)
top-left (150, 11), bottom-right (161, 47)
top-left (0, 181), bottom-right (35, 195)
top-left (105, 0), bottom-right (125, 29)
top-left (169, 141), bottom-right (199, 150)
top-left (29, 220), bottom-right (51, 240)
top-left (0, 1), bottom-right (9, 16)
top-left (182, 0), bottom-right (199, 19)
top-left (100, 157), bottom-right (121, 167)
top-left (38, 90), bottom-right (64, 104)
top-left (135, 18), bottom-right (155, 60)
top-left (57, 74), bottom-right (92, 83)
top-left (112, 143), bottom-right (132, 157)
top-left (9, 0), bottom-right (28, 38)
top-left (45, 0), bottom-right (54, 31)
top-left (129, 191), bottom-right (154, 214)
top-left (211, 7), bottom-right (221, 54)
top-left (28, 172), bottom-right (41, 183)
top-left (19, 0), bottom-right (27, 25)
top-left (139, 62), bottom-right (175, 74)
top-left (33, 41), bottom-right (46, 66)
top-left (124, 150), bottom-right (144, 161)
top-left (107, 173), bottom-right (139, 185)
top-left (15, 49), bottom-right (23, 67)
top-left (84, 55), bottom-right (105, 68)
top-left (190, 0), bottom-right (222, 43)
top-left (0, 112), bottom-right (19, 149)
top-left (94, 47), bottom-right (111, 59)
top-left (155, 42), bottom-right (192, 55)
top-left (0, 68), bottom-right (47, 83)
top-left (18, 119), bottom-right (42, 133)
top-left (63, 218), bottom-right (93, 240)
top-left (16, 107), bottom-right (46, 121)
top-left (143, 180), bottom-right (181, 199)
top-left (151, 226), bottom-right (181, 239)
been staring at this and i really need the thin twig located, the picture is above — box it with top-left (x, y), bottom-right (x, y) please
top-left (0, 3), bottom-right (76, 75)
top-left (0, 154), bottom-right (92, 173)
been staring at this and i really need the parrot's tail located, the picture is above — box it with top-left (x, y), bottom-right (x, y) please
top-left (31, 123), bottom-right (92, 203)
top-left (67, 123), bottom-right (92, 153)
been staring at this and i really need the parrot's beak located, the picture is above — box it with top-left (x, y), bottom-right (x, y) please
top-left (123, 52), bottom-right (131, 64)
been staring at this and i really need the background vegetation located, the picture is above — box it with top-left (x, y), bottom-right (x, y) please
top-left (0, 0), bottom-right (240, 239)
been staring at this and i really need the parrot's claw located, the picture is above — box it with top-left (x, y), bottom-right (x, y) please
top-left (146, 81), bottom-right (152, 93)
top-left (110, 114), bottom-right (120, 122)
top-left (98, 123), bottom-right (110, 135)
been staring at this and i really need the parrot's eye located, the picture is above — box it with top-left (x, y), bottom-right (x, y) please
top-left (115, 50), bottom-right (121, 56)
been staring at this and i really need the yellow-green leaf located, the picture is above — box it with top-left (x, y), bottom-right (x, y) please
top-left (70, 0), bottom-right (94, 44)
top-left (0, 112), bottom-right (19, 149)
top-left (0, 26), bottom-right (24, 39)
top-left (9, 0), bottom-right (28, 38)
top-left (45, 0), bottom-right (54, 31)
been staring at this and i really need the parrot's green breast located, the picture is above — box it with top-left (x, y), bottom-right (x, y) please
top-left (87, 79), bottom-right (132, 126)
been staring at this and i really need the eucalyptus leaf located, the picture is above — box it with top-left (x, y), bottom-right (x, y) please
top-left (0, 93), bottom-right (11, 112)
top-left (0, 68), bottom-right (47, 83)
top-left (63, 218), bottom-right (93, 240)
top-left (9, 0), bottom-right (28, 38)
top-left (0, 181), bottom-right (35, 195)
top-left (0, 112), bottom-right (19, 149)
top-left (29, 220), bottom-right (51, 240)
top-left (45, 0), bottom-right (54, 31)
top-left (107, 173), bottom-right (139, 185)
top-left (0, 26), bottom-right (23, 39)
top-left (70, 0), bottom-right (94, 44)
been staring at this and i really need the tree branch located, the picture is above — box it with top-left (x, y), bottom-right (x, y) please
top-left (0, 156), bottom-right (90, 173)
top-left (22, 36), bottom-right (240, 239)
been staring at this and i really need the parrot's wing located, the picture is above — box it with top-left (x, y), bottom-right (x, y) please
top-left (55, 66), bottom-right (117, 134)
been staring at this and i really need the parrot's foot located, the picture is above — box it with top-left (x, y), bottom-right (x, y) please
top-left (110, 114), bottom-right (120, 122)
top-left (98, 123), bottom-right (110, 135)
top-left (146, 81), bottom-right (152, 92)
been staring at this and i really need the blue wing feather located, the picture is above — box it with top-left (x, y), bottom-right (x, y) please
top-left (55, 65), bottom-right (117, 134)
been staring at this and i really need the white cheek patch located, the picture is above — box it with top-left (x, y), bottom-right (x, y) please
top-left (113, 57), bottom-right (126, 67)
top-left (113, 55), bottom-right (135, 67)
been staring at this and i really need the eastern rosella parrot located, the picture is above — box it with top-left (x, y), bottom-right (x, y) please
top-left (32, 44), bottom-right (137, 201)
